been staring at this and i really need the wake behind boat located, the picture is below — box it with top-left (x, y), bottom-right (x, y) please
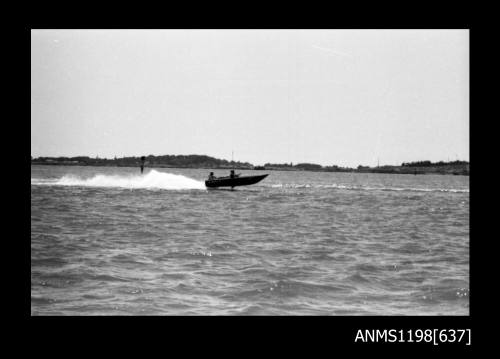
top-left (205, 170), bottom-right (268, 188)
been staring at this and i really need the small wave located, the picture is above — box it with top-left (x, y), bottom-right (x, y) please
top-left (418, 287), bottom-right (469, 302)
top-left (31, 296), bottom-right (53, 305)
top-left (92, 274), bottom-right (130, 283)
top-left (31, 170), bottom-right (205, 190)
top-left (369, 187), bottom-right (469, 193)
top-left (271, 184), bottom-right (311, 188)
top-left (268, 183), bottom-right (468, 193)
top-left (345, 273), bottom-right (371, 283)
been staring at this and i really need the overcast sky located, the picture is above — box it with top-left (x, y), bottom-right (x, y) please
top-left (31, 29), bottom-right (469, 167)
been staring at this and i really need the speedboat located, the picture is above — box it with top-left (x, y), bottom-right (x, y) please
top-left (205, 174), bottom-right (268, 188)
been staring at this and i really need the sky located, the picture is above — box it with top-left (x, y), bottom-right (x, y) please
top-left (31, 29), bottom-right (469, 167)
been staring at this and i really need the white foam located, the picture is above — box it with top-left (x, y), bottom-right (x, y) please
top-left (31, 178), bottom-right (58, 185)
top-left (266, 183), bottom-right (468, 193)
top-left (32, 170), bottom-right (205, 190)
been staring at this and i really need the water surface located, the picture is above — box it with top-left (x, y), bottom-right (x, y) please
top-left (31, 165), bottom-right (469, 315)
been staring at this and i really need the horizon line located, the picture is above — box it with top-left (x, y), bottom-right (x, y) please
top-left (30, 153), bottom-right (470, 168)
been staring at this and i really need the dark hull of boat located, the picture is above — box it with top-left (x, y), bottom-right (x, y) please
top-left (205, 174), bottom-right (268, 188)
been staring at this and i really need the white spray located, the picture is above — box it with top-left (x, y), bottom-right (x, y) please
top-left (33, 170), bottom-right (206, 190)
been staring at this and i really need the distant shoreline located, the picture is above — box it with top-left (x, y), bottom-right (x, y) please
top-left (31, 160), bottom-right (469, 176)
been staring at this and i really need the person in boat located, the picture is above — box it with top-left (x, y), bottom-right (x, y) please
top-left (208, 172), bottom-right (216, 180)
top-left (229, 169), bottom-right (241, 179)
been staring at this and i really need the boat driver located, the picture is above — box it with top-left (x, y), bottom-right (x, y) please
top-left (208, 172), bottom-right (216, 180)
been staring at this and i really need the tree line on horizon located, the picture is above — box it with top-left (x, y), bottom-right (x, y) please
top-left (401, 160), bottom-right (468, 167)
top-left (31, 154), bottom-right (469, 171)
top-left (31, 154), bottom-right (252, 168)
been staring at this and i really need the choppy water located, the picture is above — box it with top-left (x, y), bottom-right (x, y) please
top-left (31, 165), bottom-right (469, 315)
